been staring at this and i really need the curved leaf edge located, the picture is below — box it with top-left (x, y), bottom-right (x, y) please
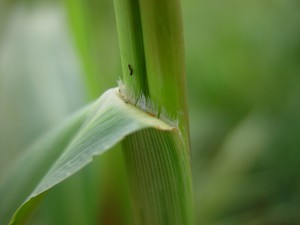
top-left (9, 87), bottom-right (176, 225)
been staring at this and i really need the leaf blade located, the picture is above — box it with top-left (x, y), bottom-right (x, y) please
top-left (29, 88), bottom-right (173, 198)
top-left (0, 88), bottom-right (173, 225)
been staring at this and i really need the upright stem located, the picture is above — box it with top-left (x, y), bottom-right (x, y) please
top-left (114, 0), bottom-right (193, 224)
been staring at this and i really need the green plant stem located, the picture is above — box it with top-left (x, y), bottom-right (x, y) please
top-left (114, 0), bottom-right (193, 224)
top-left (123, 129), bottom-right (192, 225)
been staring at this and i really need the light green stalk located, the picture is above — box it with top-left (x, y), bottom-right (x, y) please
top-left (114, 0), bottom-right (193, 224)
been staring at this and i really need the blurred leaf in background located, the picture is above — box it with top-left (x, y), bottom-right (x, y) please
top-left (64, 0), bottom-right (121, 99)
top-left (183, 0), bottom-right (300, 224)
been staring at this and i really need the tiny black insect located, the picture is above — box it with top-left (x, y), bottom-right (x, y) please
top-left (128, 64), bottom-right (133, 76)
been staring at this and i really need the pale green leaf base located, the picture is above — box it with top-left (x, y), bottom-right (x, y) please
top-left (123, 129), bottom-right (193, 225)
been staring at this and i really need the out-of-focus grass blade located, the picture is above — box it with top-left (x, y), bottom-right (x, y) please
top-left (0, 88), bottom-right (173, 225)
top-left (64, 0), bottom-right (120, 99)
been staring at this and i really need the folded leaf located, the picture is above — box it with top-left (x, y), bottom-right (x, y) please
top-left (0, 88), bottom-right (174, 225)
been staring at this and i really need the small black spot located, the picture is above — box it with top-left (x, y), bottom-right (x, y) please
top-left (128, 64), bottom-right (133, 76)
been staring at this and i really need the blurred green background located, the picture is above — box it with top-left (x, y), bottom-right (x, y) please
top-left (0, 0), bottom-right (299, 225)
